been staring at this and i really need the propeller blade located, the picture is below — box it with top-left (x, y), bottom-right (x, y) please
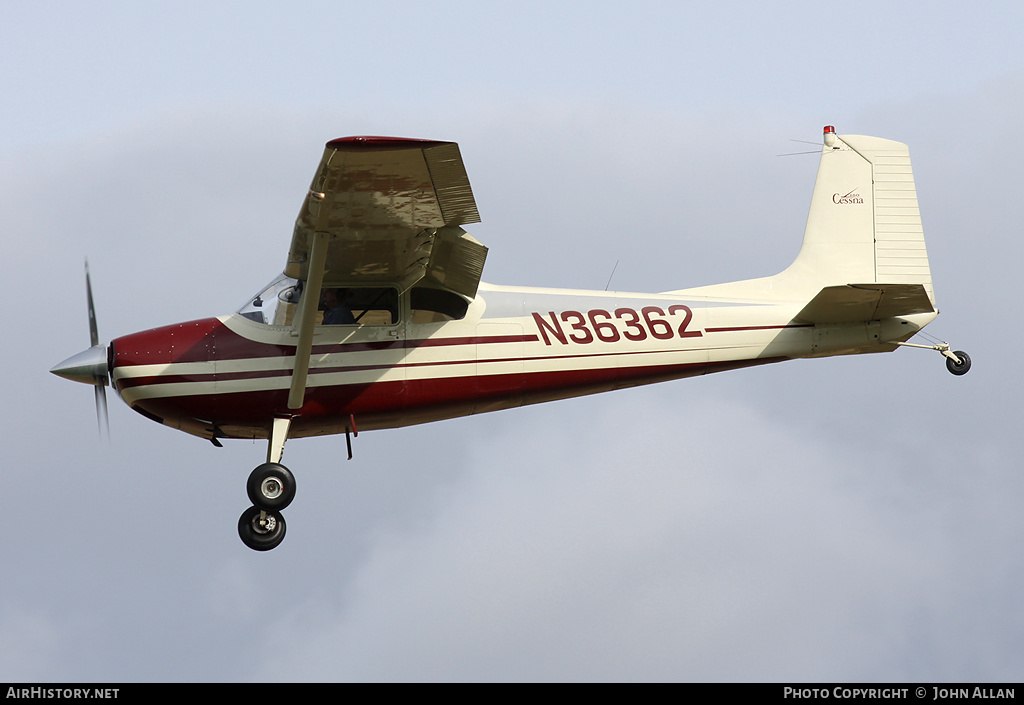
top-left (86, 259), bottom-right (99, 348)
top-left (52, 259), bottom-right (113, 439)
top-left (86, 259), bottom-right (108, 438)
top-left (94, 385), bottom-right (109, 439)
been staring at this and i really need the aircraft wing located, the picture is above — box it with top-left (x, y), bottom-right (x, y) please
top-left (283, 136), bottom-right (486, 410)
top-left (284, 136), bottom-right (487, 299)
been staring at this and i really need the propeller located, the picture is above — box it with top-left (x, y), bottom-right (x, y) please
top-left (50, 260), bottom-right (111, 437)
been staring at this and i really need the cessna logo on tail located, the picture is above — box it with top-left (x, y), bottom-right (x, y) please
top-left (833, 188), bottom-right (864, 204)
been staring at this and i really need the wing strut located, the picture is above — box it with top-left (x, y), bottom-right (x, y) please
top-left (345, 413), bottom-right (358, 460)
top-left (287, 231), bottom-right (330, 410)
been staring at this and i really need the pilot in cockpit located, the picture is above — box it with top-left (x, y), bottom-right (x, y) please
top-left (320, 288), bottom-right (356, 325)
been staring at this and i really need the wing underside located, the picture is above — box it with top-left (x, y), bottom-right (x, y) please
top-left (284, 137), bottom-right (487, 299)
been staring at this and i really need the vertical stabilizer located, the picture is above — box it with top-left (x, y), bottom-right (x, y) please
top-left (789, 130), bottom-right (878, 286)
top-left (672, 127), bottom-right (933, 304)
top-left (782, 128), bottom-right (933, 299)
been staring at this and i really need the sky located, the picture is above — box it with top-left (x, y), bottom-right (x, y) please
top-left (2, 0), bottom-right (1022, 682)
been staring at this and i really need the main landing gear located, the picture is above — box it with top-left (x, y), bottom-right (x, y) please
top-left (897, 338), bottom-right (972, 376)
top-left (238, 462), bottom-right (295, 551)
top-left (238, 418), bottom-right (295, 551)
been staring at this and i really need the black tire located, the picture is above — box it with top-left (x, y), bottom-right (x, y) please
top-left (946, 350), bottom-right (971, 376)
top-left (246, 462), bottom-right (296, 511)
top-left (238, 505), bottom-right (286, 551)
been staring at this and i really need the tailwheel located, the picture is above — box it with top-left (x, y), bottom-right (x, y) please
top-left (238, 505), bottom-right (287, 551)
top-left (945, 350), bottom-right (971, 376)
top-left (897, 338), bottom-right (972, 376)
top-left (246, 462), bottom-right (296, 511)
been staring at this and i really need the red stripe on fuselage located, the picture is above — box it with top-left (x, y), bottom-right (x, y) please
top-left (126, 355), bottom-right (786, 437)
top-left (112, 337), bottom-right (712, 392)
top-left (113, 316), bottom-right (792, 438)
top-left (112, 318), bottom-right (540, 368)
top-left (704, 323), bottom-right (813, 333)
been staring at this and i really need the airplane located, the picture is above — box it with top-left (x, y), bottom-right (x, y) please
top-left (51, 126), bottom-right (971, 551)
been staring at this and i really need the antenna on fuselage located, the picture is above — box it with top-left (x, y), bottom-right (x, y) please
top-left (604, 260), bottom-right (619, 291)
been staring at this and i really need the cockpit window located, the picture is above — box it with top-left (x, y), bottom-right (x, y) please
top-left (238, 278), bottom-right (400, 327)
top-left (237, 275), bottom-right (301, 326)
top-left (319, 287), bottom-right (398, 325)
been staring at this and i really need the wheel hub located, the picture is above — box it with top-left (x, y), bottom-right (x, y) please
top-left (252, 512), bottom-right (278, 535)
top-left (260, 476), bottom-right (283, 500)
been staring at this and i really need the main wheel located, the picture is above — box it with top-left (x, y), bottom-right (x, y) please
top-left (246, 462), bottom-right (296, 511)
top-left (946, 350), bottom-right (971, 376)
top-left (238, 505), bottom-right (287, 551)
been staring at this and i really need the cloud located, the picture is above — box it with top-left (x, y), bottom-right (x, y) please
top-left (231, 382), bottom-right (1022, 681)
top-left (0, 605), bottom-right (65, 681)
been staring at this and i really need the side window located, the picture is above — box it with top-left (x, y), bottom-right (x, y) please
top-left (410, 287), bottom-right (469, 323)
top-left (319, 287), bottom-right (399, 325)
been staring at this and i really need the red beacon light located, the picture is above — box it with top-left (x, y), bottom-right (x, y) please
top-left (823, 125), bottom-right (837, 148)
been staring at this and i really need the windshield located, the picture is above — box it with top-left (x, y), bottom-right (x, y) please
top-left (237, 276), bottom-right (402, 327)
top-left (237, 274), bottom-right (301, 326)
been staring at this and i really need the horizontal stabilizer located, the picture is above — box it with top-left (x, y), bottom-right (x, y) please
top-left (794, 284), bottom-right (934, 324)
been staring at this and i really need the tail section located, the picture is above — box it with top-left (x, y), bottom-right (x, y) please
top-left (673, 127), bottom-right (934, 307)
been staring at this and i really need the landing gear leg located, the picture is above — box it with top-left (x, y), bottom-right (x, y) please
top-left (267, 416), bottom-right (291, 464)
top-left (238, 416), bottom-right (295, 551)
top-left (897, 340), bottom-right (972, 375)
